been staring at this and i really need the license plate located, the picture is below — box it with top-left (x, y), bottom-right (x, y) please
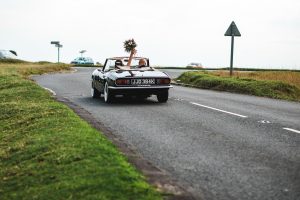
top-left (131, 79), bottom-right (155, 85)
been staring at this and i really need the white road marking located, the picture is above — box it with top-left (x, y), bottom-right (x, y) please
top-left (43, 87), bottom-right (56, 96)
top-left (190, 102), bottom-right (248, 118)
top-left (173, 98), bottom-right (184, 101)
top-left (283, 128), bottom-right (300, 134)
top-left (258, 120), bottom-right (271, 124)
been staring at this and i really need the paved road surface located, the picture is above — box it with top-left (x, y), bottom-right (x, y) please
top-left (33, 67), bottom-right (300, 200)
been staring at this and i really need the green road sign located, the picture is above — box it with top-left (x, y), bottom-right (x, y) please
top-left (225, 21), bottom-right (241, 37)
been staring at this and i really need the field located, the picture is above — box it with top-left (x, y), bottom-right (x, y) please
top-left (176, 70), bottom-right (300, 101)
top-left (0, 60), bottom-right (161, 200)
top-left (0, 60), bottom-right (71, 77)
top-left (210, 70), bottom-right (300, 88)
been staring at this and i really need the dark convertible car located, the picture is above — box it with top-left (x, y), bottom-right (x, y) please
top-left (91, 57), bottom-right (172, 103)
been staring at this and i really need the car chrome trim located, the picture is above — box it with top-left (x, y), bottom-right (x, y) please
top-left (108, 86), bottom-right (173, 90)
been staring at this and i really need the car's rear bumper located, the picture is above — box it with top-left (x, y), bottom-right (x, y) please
top-left (108, 85), bottom-right (172, 90)
top-left (108, 85), bottom-right (172, 95)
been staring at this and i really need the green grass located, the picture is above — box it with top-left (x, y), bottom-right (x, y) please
top-left (210, 70), bottom-right (300, 88)
top-left (176, 71), bottom-right (300, 101)
top-left (0, 64), bottom-right (161, 200)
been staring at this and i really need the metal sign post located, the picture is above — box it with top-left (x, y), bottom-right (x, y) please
top-left (79, 50), bottom-right (87, 57)
top-left (51, 41), bottom-right (63, 63)
top-left (225, 21), bottom-right (241, 76)
top-left (55, 44), bottom-right (63, 63)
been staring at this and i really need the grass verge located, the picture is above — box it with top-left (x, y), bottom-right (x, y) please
top-left (0, 62), bottom-right (161, 199)
top-left (210, 70), bottom-right (300, 88)
top-left (176, 71), bottom-right (300, 101)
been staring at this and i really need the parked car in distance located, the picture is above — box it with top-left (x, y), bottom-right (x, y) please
top-left (0, 50), bottom-right (18, 59)
top-left (71, 57), bottom-right (94, 65)
top-left (186, 62), bottom-right (203, 68)
top-left (91, 56), bottom-right (172, 103)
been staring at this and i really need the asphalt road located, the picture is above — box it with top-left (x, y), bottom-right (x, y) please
top-left (33, 67), bottom-right (300, 200)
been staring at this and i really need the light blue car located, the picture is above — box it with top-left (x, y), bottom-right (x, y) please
top-left (71, 57), bottom-right (94, 65)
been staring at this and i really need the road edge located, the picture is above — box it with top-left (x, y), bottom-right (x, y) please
top-left (55, 96), bottom-right (197, 200)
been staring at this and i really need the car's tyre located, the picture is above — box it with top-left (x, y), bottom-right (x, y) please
top-left (157, 91), bottom-right (169, 103)
top-left (104, 82), bottom-right (114, 103)
top-left (91, 85), bottom-right (100, 98)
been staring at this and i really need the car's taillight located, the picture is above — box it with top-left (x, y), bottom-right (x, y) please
top-left (157, 78), bottom-right (170, 84)
top-left (116, 79), bottom-right (130, 85)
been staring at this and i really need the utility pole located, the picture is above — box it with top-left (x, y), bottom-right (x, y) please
top-left (225, 21), bottom-right (241, 76)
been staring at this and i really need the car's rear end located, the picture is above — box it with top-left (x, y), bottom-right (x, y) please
top-left (109, 70), bottom-right (172, 102)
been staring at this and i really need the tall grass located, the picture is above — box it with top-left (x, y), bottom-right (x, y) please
top-left (177, 71), bottom-right (300, 101)
top-left (0, 63), bottom-right (71, 77)
top-left (210, 70), bottom-right (300, 88)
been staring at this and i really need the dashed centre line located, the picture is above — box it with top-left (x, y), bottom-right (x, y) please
top-left (190, 102), bottom-right (248, 118)
top-left (283, 128), bottom-right (300, 134)
top-left (175, 98), bottom-right (300, 135)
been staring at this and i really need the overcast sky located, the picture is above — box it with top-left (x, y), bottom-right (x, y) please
top-left (1, 0), bottom-right (300, 68)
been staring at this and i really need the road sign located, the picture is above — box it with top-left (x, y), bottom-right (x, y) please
top-left (225, 21), bottom-right (241, 37)
top-left (224, 21), bottom-right (241, 76)
top-left (79, 50), bottom-right (87, 57)
top-left (50, 41), bottom-right (62, 63)
top-left (51, 41), bottom-right (60, 45)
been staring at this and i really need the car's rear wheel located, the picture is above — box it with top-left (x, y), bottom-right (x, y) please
top-left (157, 91), bottom-right (169, 103)
top-left (104, 82), bottom-right (114, 103)
top-left (91, 84), bottom-right (100, 98)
